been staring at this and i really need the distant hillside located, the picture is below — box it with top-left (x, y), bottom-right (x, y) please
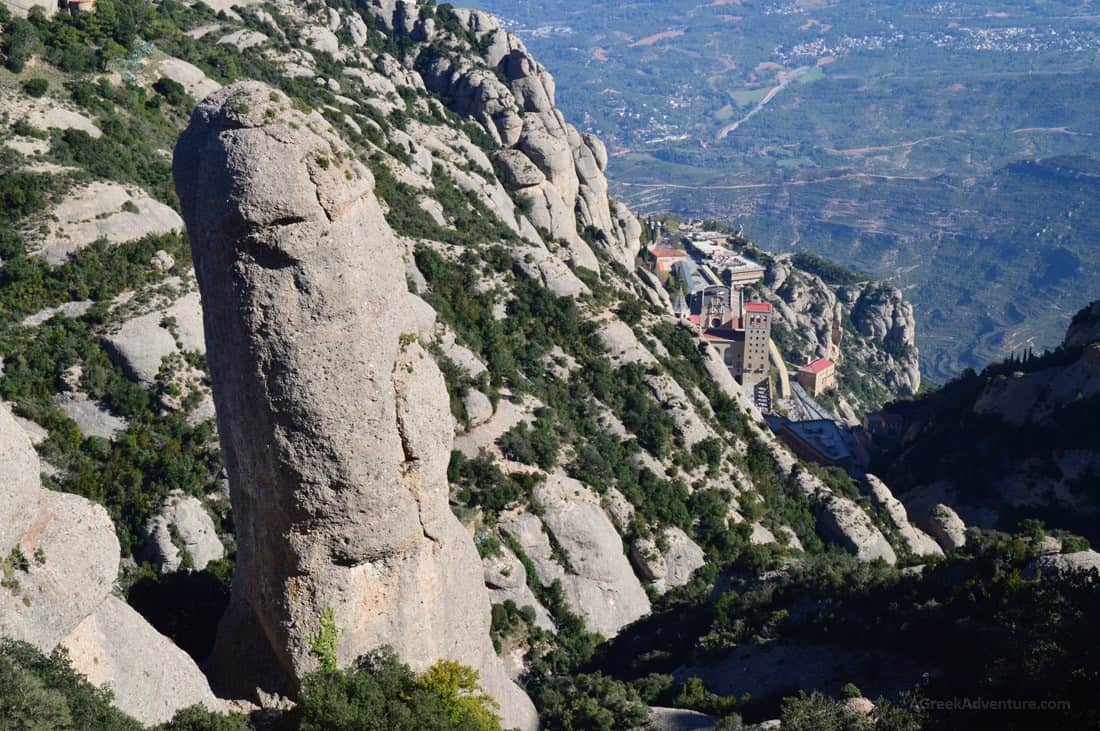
top-left (873, 299), bottom-right (1100, 542)
top-left (478, 0), bottom-right (1100, 383)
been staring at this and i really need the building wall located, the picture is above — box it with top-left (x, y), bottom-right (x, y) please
top-left (741, 311), bottom-right (771, 386)
top-left (797, 365), bottom-right (836, 396)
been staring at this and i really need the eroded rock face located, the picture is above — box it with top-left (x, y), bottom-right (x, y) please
top-left (864, 474), bottom-right (943, 558)
top-left (61, 596), bottom-right (220, 725)
top-left (0, 404), bottom-right (118, 653)
top-left (139, 492), bottom-right (224, 573)
top-left (631, 528), bottom-right (706, 594)
top-left (365, 2), bottom-right (643, 278)
top-left (173, 82), bottom-right (535, 729)
top-left (0, 402), bottom-right (216, 723)
top-left (814, 493), bottom-right (897, 565)
top-left (921, 503), bottom-right (967, 552)
top-left (531, 472), bottom-right (651, 637)
top-left (1028, 550), bottom-right (1100, 579)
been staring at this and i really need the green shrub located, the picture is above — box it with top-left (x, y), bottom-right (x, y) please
top-left (295, 649), bottom-right (502, 730)
top-left (152, 77), bottom-right (188, 106)
top-left (498, 417), bottom-right (560, 470)
top-left (22, 78), bottom-right (49, 98)
top-left (532, 672), bottom-right (650, 731)
top-left (0, 639), bottom-right (140, 729)
top-left (1, 18), bottom-right (41, 73)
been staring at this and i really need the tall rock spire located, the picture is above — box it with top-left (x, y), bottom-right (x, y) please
top-left (173, 81), bottom-right (536, 729)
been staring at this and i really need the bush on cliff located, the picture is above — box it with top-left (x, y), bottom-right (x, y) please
top-left (295, 649), bottom-right (502, 731)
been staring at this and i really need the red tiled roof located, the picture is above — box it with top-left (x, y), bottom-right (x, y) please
top-left (745, 301), bottom-right (773, 314)
top-left (799, 358), bottom-right (835, 375)
top-left (650, 248), bottom-right (688, 258)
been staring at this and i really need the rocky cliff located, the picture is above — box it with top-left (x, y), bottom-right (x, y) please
top-left (0, 403), bottom-right (219, 725)
top-left (761, 252), bottom-right (921, 414)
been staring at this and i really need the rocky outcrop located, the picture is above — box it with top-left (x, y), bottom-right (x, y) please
top-left (920, 504), bottom-right (967, 552)
top-left (630, 527), bottom-right (706, 594)
top-left (139, 492), bottom-right (224, 573)
top-left (1027, 550), bottom-right (1100, 580)
top-left (880, 300), bottom-right (1100, 529)
top-left (864, 475), bottom-right (943, 558)
top-left (173, 82), bottom-right (535, 728)
top-left (764, 257), bottom-right (920, 404)
top-left (533, 473), bottom-right (651, 637)
top-left (500, 473), bottom-right (650, 638)
top-left (0, 402), bottom-right (217, 723)
top-left (61, 596), bottom-right (220, 725)
top-left (1065, 300), bottom-right (1100, 350)
top-left (641, 707), bottom-right (717, 731)
top-left (462, 388), bottom-right (494, 428)
top-left (102, 291), bottom-right (206, 387)
top-left (32, 182), bottom-right (183, 265)
top-left (364, 2), bottom-right (642, 280)
top-left (0, 402), bottom-right (116, 646)
top-left (482, 546), bottom-right (555, 632)
top-left (972, 342), bottom-right (1100, 427)
top-left (813, 492), bottom-right (897, 565)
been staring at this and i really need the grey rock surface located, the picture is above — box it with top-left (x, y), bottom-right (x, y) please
top-left (0, 403), bottom-right (119, 653)
top-left (662, 528), bottom-right (706, 589)
top-left (463, 388), bottom-right (494, 428)
top-left (102, 310), bottom-right (179, 386)
top-left (54, 391), bottom-right (128, 441)
top-left (21, 300), bottom-right (94, 328)
top-left (61, 596), bottom-right (219, 726)
top-left (140, 492), bottom-right (225, 573)
top-left (640, 707), bottom-right (717, 731)
top-left (33, 182), bottom-right (182, 265)
top-left (174, 82), bottom-right (535, 729)
top-left (921, 503), bottom-right (967, 552)
top-left (533, 472), bottom-right (651, 637)
top-left (814, 493), bottom-right (897, 565)
top-left (1028, 550), bottom-right (1100, 579)
top-left (482, 546), bottom-right (555, 632)
top-left (865, 474), bottom-right (943, 558)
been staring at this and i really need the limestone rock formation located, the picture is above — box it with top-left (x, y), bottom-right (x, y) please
top-left (641, 707), bottom-right (718, 730)
top-left (32, 181), bottom-right (183, 265)
top-left (921, 504), bottom-right (968, 552)
top-left (173, 82), bottom-right (535, 729)
top-left (364, 1), bottom-right (643, 275)
top-left (500, 474), bottom-right (650, 638)
top-left (0, 402), bottom-right (217, 723)
top-left (814, 493), bottom-right (897, 565)
top-left (764, 257), bottom-right (921, 404)
top-left (0, 404), bottom-right (118, 652)
top-left (1028, 550), bottom-right (1100, 579)
top-left (530, 472), bottom-right (651, 637)
top-left (1065, 300), bottom-right (1100, 350)
top-left (139, 492), bottom-right (225, 573)
top-left (463, 388), bottom-right (494, 428)
top-left (61, 596), bottom-right (220, 725)
top-left (630, 527), bottom-right (706, 594)
top-left (864, 475), bottom-right (943, 558)
top-left (482, 546), bottom-right (555, 632)
top-left (102, 291), bottom-right (206, 387)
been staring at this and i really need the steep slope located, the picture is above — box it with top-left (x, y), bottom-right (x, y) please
top-left (874, 298), bottom-right (1100, 542)
top-left (4, 1), bottom-right (1096, 729)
